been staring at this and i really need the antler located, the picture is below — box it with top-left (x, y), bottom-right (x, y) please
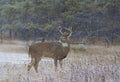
top-left (58, 26), bottom-right (72, 39)
top-left (64, 26), bottom-right (72, 32)
top-left (58, 26), bottom-right (64, 35)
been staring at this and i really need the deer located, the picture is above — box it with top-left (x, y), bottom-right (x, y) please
top-left (27, 26), bottom-right (72, 73)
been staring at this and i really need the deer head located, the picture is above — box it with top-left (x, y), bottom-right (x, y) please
top-left (58, 26), bottom-right (72, 42)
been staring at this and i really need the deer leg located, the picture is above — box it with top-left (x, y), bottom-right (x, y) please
top-left (34, 61), bottom-right (39, 73)
top-left (59, 60), bottom-right (63, 68)
top-left (27, 58), bottom-right (35, 72)
top-left (33, 57), bottom-right (41, 73)
top-left (54, 59), bottom-right (58, 71)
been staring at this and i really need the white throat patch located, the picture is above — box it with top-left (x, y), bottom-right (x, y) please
top-left (62, 43), bottom-right (68, 47)
top-left (59, 40), bottom-right (68, 47)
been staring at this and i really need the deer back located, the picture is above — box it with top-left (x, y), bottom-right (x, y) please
top-left (29, 41), bottom-right (70, 59)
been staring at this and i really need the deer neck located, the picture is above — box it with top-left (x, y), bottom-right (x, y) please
top-left (59, 40), bottom-right (70, 52)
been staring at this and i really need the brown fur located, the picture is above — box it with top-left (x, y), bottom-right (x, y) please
top-left (27, 27), bottom-right (72, 73)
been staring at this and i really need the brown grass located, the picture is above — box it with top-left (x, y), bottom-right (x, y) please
top-left (0, 41), bottom-right (120, 82)
top-left (0, 40), bottom-right (27, 53)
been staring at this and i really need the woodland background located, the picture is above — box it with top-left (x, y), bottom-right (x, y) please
top-left (0, 0), bottom-right (120, 44)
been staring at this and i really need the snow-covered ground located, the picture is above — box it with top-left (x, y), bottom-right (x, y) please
top-left (0, 41), bottom-right (120, 82)
top-left (0, 52), bottom-right (28, 64)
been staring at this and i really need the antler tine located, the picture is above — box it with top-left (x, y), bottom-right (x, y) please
top-left (58, 26), bottom-right (64, 35)
top-left (64, 26), bottom-right (72, 32)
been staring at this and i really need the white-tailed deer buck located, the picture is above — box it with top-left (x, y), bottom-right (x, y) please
top-left (27, 26), bottom-right (72, 73)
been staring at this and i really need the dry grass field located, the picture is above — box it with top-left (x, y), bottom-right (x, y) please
top-left (0, 40), bottom-right (120, 82)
